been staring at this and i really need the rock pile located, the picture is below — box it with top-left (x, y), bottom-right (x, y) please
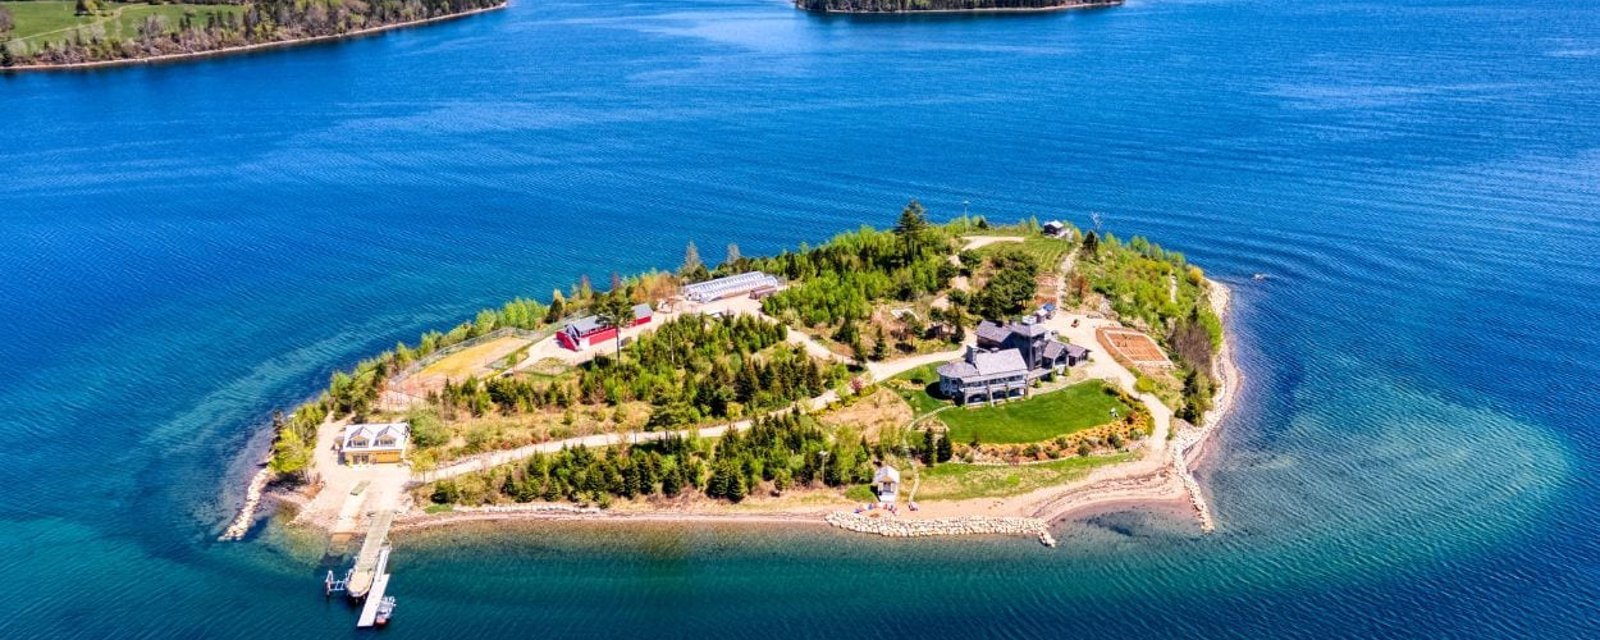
top-left (825, 512), bottom-right (1056, 547)
top-left (220, 466), bottom-right (274, 541)
top-left (1170, 426), bottom-right (1215, 532)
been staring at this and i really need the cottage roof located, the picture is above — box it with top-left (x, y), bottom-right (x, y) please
top-left (874, 465), bottom-right (901, 483)
top-left (1066, 343), bottom-right (1089, 359)
top-left (631, 303), bottom-right (653, 318)
top-left (936, 360), bottom-right (978, 379)
top-left (342, 422), bottom-right (410, 450)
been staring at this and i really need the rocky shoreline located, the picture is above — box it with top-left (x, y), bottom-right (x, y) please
top-left (825, 512), bottom-right (1057, 547)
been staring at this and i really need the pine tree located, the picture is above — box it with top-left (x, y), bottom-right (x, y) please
top-left (921, 429), bottom-right (937, 466)
top-left (936, 430), bottom-right (953, 462)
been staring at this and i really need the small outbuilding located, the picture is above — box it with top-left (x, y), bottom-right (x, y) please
top-left (556, 304), bottom-right (653, 351)
top-left (873, 465), bottom-right (901, 504)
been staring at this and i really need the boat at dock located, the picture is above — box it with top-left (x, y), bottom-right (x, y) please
top-left (375, 596), bottom-right (396, 626)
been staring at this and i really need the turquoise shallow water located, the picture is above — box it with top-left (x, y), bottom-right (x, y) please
top-left (2, 0), bottom-right (1599, 637)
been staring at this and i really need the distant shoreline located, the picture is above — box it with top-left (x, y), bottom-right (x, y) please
top-left (793, 0), bottom-right (1122, 16)
top-left (2, 3), bottom-right (507, 74)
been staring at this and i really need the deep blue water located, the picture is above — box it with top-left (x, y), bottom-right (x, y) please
top-left (3, 0), bottom-right (1600, 637)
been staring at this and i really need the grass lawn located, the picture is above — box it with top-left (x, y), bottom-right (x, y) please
top-left (2, 2), bottom-right (245, 53)
top-left (914, 453), bottom-right (1133, 501)
top-left (888, 362), bottom-right (949, 417)
top-left (978, 235), bottom-right (1074, 274)
top-left (940, 380), bottom-right (1130, 445)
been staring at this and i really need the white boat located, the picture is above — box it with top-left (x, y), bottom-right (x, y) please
top-left (375, 596), bottom-right (396, 627)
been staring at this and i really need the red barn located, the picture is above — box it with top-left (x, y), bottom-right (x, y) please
top-left (556, 304), bottom-right (653, 351)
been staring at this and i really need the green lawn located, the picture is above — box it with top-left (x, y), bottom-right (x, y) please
top-left (2, 2), bottom-right (245, 53)
top-left (978, 235), bottom-right (1074, 274)
top-left (940, 380), bottom-right (1130, 445)
top-left (888, 362), bottom-right (949, 417)
top-left (914, 452), bottom-right (1133, 501)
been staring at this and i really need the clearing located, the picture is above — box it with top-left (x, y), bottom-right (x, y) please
top-left (418, 335), bottom-right (531, 381)
top-left (938, 380), bottom-right (1131, 445)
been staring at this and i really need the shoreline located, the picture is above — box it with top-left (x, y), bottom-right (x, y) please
top-left (2, 4), bottom-right (508, 74)
top-left (229, 274), bottom-right (1242, 546)
top-left (795, 0), bottom-right (1122, 16)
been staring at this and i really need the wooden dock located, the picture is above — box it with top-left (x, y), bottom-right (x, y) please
top-left (346, 508), bottom-right (396, 600)
top-left (355, 547), bottom-right (392, 628)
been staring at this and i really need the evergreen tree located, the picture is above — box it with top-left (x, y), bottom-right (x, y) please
top-left (936, 429), bottom-right (954, 462)
top-left (1082, 231), bottom-right (1100, 257)
top-left (921, 429), bottom-right (937, 466)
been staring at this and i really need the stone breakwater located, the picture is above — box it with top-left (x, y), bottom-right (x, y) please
top-left (1171, 425), bottom-right (1215, 532)
top-left (825, 512), bottom-right (1057, 547)
top-left (220, 466), bottom-right (274, 541)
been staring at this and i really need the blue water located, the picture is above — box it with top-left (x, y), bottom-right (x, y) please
top-left (3, 0), bottom-right (1599, 637)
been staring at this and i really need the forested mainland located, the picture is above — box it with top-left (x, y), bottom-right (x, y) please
top-left (0, 0), bottom-right (504, 68)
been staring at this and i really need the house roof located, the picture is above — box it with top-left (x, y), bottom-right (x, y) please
top-left (972, 348), bottom-right (1028, 376)
top-left (1042, 341), bottom-right (1066, 361)
top-left (975, 320), bottom-right (1011, 345)
top-left (566, 305), bottom-right (652, 337)
top-left (566, 315), bottom-right (605, 336)
top-left (342, 422), bottom-right (409, 451)
top-left (1014, 322), bottom-right (1053, 338)
top-left (874, 465), bottom-right (901, 483)
top-left (1066, 343), bottom-right (1089, 358)
top-left (936, 360), bottom-right (978, 379)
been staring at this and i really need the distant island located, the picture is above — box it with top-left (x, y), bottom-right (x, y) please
top-left (225, 201), bottom-right (1236, 550)
top-left (0, 0), bottom-right (506, 70)
top-left (793, 0), bottom-right (1122, 15)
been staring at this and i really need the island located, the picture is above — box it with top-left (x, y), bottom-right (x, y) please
top-left (793, 0), bottom-right (1123, 15)
top-left (0, 0), bottom-right (506, 70)
top-left (225, 201), bottom-right (1237, 554)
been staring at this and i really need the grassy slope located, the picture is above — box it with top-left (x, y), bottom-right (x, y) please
top-left (913, 452), bottom-right (1133, 501)
top-left (887, 362), bottom-right (947, 417)
top-left (939, 380), bottom-right (1130, 445)
top-left (976, 235), bottom-right (1073, 275)
top-left (3, 2), bottom-right (245, 52)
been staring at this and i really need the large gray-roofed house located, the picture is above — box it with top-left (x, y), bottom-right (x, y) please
top-left (939, 318), bottom-right (1093, 405)
top-left (937, 347), bottom-right (1032, 405)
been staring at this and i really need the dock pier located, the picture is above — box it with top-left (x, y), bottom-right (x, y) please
top-left (346, 508), bottom-right (396, 600)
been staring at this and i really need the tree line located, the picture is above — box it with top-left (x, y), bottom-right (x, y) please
top-left (756, 201), bottom-right (959, 352)
top-left (428, 410), bottom-right (877, 506)
top-left (425, 314), bottom-right (847, 431)
top-left (3, 0), bottom-right (505, 67)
